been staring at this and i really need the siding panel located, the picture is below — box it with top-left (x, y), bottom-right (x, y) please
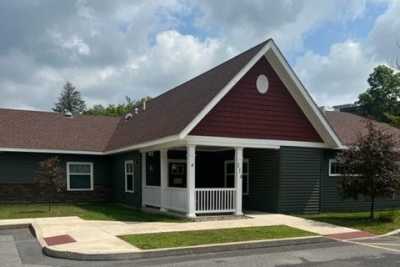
top-left (111, 151), bottom-right (142, 208)
top-left (243, 149), bottom-right (279, 212)
top-left (278, 147), bottom-right (322, 213)
top-left (0, 152), bottom-right (112, 202)
top-left (190, 57), bottom-right (322, 142)
top-left (321, 150), bottom-right (400, 212)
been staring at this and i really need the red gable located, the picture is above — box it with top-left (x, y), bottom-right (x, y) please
top-left (190, 57), bottom-right (322, 142)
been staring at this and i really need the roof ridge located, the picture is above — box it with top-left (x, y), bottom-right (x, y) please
top-left (143, 39), bottom-right (271, 106)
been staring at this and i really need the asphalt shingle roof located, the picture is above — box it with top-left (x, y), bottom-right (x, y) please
top-left (0, 109), bottom-right (119, 152)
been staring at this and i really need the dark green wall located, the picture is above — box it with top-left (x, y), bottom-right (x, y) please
top-left (243, 148), bottom-right (279, 212)
top-left (0, 152), bottom-right (112, 203)
top-left (110, 151), bottom-right (142, 208)
top-left (321, 150), bottom-right (400, 212)
top-left (278, 147), bottom-right (322, 214)
top-left (0, 152), bottom-right (112, 185)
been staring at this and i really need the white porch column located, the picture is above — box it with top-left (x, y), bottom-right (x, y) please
top-left (186, 144), bottom-right (196, 218)
top-left (234, 147), bottom-right (243, 216)
top-left (141, 151), bottom-right (146, 208)
top-left (160, 149), bottom-right (168, 212)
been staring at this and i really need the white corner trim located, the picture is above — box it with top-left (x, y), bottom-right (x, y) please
top-left (106, 135), bottom-right (181, 155)
top-left (66, 161), bottom-right (94, 191)
top-left (186, 135), bottom-right (329, 149)
top-left (267, 43), bottom-right (343, 148)
top-left (0, 147), bottom-right (104, 155)
top-left (178, 41), bottom-right (273, 139)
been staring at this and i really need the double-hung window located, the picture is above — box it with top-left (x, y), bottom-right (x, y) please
top-left (67, 162), bottom-right (93, 191)
top-left (125, 160), bottom-right (134, 193)
top-left (224, 159), bottom-right (250, 195)
top-left (328, 159), bottom-right (344, 176)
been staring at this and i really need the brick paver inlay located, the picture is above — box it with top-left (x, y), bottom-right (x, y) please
top-left (44, 234), bottom-right (76, 246)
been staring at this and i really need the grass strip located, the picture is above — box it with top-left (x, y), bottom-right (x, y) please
top-left (120, 225), bottom-right (314, 249)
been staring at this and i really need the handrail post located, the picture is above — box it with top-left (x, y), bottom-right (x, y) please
top-left (187, 144), bottom-right (196, 218)
top-left (234, 147), bottom-right (243, 216)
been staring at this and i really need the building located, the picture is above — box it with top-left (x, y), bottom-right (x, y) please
top-left (1, 39), bottom-right (400, 217)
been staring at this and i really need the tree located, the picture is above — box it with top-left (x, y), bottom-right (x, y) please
top-left (84, 96), bottom-right (151, 117)
top-left (53, 82), bottom-right (86, 114)
top-left (357, 65), bottom-right (400, 124)
top-left (336, 120), bottom-right (400, 219)
top-left (34, 157), bottom-right (66, 212)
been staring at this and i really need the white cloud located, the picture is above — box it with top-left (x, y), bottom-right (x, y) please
top-left (0, 0), bottom-right (396, 112)
top-left (368, 1), bottom-right (400, 65)
top-left (295, 40), bottom-right (380, 106)
top-left (194, 1), bottom-right (367, 53)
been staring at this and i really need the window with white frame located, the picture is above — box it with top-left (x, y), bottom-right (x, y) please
top-left (168, 159), bottom-right (186, 188)
top-left (224, 159), bottom-right (249, 195)
top-left (328, 159), bottom-right (343, 176)
top-left (125, 160), bottom-right (134, 193)
top-left (67, 162), bottom-right (93, 191)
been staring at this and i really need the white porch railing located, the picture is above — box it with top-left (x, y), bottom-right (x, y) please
top-left (164, 187), bottom-right (187, 213)
top-left (143, 186), bottom-right (161, 207)
top-left (195, 188), bottom-right (236, 214)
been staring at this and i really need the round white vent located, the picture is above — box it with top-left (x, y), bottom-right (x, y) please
top-left (256, 74), bottom-right (269, 94)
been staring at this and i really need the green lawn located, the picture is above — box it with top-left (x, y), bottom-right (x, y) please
top-left (304, 210), bottom-right (400, 235)
top-left (0, 203), bottom-right (181, 222)
top-left (119, 225), bottom-right (314, 250)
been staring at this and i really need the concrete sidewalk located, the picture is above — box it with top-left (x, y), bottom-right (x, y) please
top-left (0, 213), bottom-right (359, 255)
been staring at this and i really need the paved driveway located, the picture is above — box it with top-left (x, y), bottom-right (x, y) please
top-left (2, 227), bottom-right (400, 267)
top-left (353, 233), bottom-right (400, 253)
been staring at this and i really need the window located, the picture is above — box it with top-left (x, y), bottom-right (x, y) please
top-left (328, 159), bottom-right (343, 176)
top-left (168, 160), bottom-right (186, 188)
top-left (146, 151), bottom-right (161, 186)
top-left (67, 162), bottom-right (93, 191)
top-left (224, 159), bottom-right (249, 195)
top-left (125, 160), bottom-right (134, 193)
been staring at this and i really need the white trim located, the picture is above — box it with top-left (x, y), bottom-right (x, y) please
top-left (107, 135), bottom-right (180, 155)
top-left (125, 160), bottom-right (135, 193)
top-left (167, 159), bottom-right (187, 188)
top-left (186, 144), bottom-right (196, 218)
top-left (178, 39), bottom-right (343, 149)
top-left (187, 135), bottom-right (328, 149)
top-left (266, 44), bottom-right (343, 148)
top-left (224, 159), bottom-right (249, 195)
top-left (66, 162), bottom-right (94, 191)
top-left (328, 159), bottom-right (342, 177)
top-left (179, 41), bottom-right (273, 139)
top-left (0, 147), bottom-right (104, 155)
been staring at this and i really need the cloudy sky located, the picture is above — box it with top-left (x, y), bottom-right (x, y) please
top-left (0, 0), bottom-right (399, 111)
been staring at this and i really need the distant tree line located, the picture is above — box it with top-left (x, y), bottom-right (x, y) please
top-left (53, 81), bottom-right (151, 117)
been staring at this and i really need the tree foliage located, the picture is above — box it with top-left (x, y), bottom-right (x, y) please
top-left (34, 157), bottom-right (66, 211)
top-left (53, 81), bottom-right (86, 114)
top-left (357, 65), bottom-right (400, 125)
top-left (336, 120), bottom-right (400, 219)
top-left (84, 96), bottom-right (151, 117)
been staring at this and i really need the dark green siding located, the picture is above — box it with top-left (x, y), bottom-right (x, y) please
top-left (321, 150), bottom-right (400, 212)
top-left (278, 147), bottom-right (322, 213)
top-left (110, 151), bottom-right (142, 208)
top-left (0, 152), bottom-right (112, 186)
top-left (243, 148), bottom-right (279, 212)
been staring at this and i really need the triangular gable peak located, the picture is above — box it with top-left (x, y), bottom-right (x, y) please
top-left (182, 41), bottom-right (343, 149)
top-left (190, 56), bottom-right (322, 142)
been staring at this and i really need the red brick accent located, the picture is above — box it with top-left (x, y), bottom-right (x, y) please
top-left (191, 57), bottom-right (322, 142)
top-left (44, 234), bottom-right (76, 246)
top-left (326, 231), bottom-right (374, 240)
